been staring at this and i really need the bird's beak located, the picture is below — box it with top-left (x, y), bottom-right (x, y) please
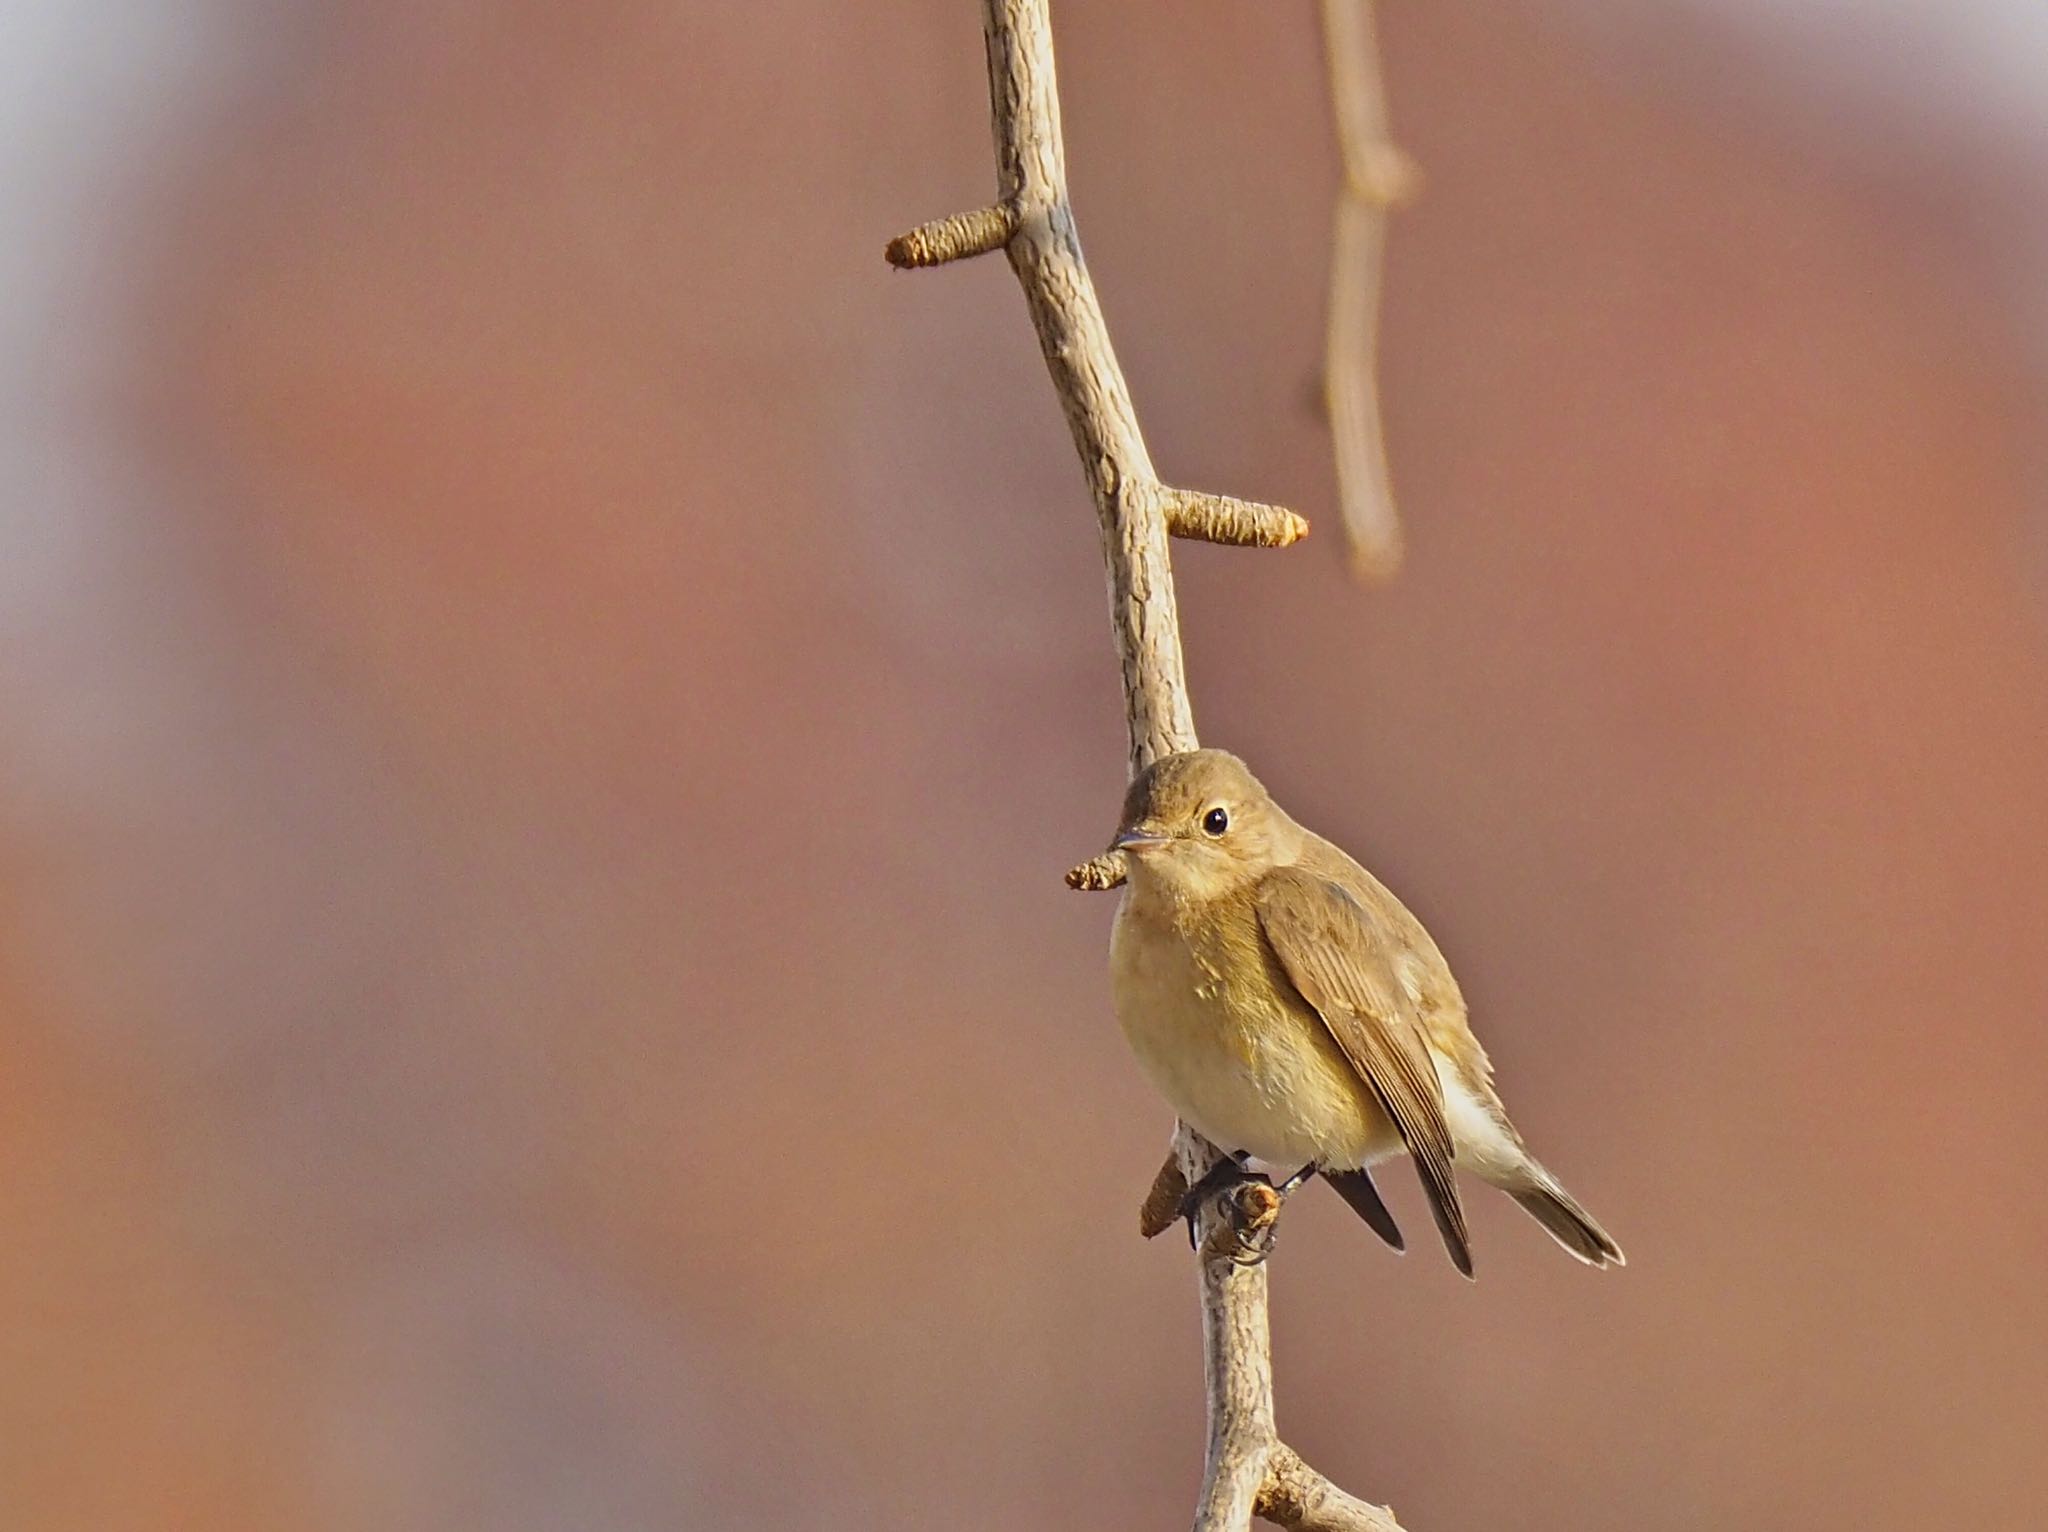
top-left (1111, 828), bottom-right (1172, 853)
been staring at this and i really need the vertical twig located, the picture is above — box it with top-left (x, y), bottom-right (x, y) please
top-left (888, 5), bottom-right (1412, 1529)
top-left (1321, 0), bottom-right (1421, 582)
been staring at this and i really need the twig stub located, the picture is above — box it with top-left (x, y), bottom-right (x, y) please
top-left (1065, 850), bottom-right (1129, 891)
top-left (1158, 487), bottom-right (1311, 549)
top-left (1141, 1154), bottom-right (1191, 1240)
top-left (885, 204), bottom-right (1018, 267)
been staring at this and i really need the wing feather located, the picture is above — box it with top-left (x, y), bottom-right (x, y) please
top-left (1256, 867), bottom-right (1473, 1276)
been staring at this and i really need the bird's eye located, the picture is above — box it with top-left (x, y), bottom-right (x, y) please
top-left (1202, 806), bottom-right (1230, 837)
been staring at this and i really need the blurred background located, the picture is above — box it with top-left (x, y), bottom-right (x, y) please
top-left (5, 1), bottom-right (2047, 1527)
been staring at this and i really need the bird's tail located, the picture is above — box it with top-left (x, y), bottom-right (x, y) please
top-left (1325, 1167), bottom-right (1405, 1253)
top-left (1505, 1168), bottom-right (1624, 1268)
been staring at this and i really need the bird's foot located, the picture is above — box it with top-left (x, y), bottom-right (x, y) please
top-left (1180, 1158), bottom-right (1316, 1267)
top-left (1208, 1178), bottom-right (1286, 1267)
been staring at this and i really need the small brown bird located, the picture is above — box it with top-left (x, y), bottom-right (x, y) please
top-left (1107, 749), bottom-right (1622, 1276)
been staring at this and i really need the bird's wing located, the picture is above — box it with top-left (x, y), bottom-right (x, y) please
top-left (1255, 866), bottom-right (1472, 1276)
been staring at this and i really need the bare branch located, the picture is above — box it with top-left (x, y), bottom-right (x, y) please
top-left (978, 0), bottom-right (1196, 772)
top-left (893, 5), bottom-right (1408, 1528)
top-left (1191, 1173), bottom-right (1279, 1532)
top-left (1321, 0), bottom-right (1416, 582)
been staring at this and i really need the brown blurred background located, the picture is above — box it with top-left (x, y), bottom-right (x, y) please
top-left (5, 2), bottom-right (2047, 1528)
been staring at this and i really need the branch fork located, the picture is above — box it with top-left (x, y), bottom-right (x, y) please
top-left (890, 4), bottom-right (1411, 1529)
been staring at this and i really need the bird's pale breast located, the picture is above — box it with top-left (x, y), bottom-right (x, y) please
top-left (1109, 892), bottom-right (1399, 1169)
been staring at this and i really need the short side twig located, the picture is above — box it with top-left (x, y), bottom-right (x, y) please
top-left (1155, 486), bottom-right (1310, 549)
top-left (890, 5), bottom-right (1411, 1530)
top-left (1321, 0), bottom-right (1420, 582)
top-left (1066, 849), bottom-right (1130, 892)
top-left (887, 204), bottom-right (1018, 267)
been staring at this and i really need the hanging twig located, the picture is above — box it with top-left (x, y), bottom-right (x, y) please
top-left (887, 5), bottom-right (1411, 1529)
top-left (1320, 0), bottom-right (1421, 582)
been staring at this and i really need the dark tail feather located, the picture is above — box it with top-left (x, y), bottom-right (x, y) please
top-left (1510, 1175), bottom-right (1625, 1268)
top-left (1423, 1177), bottom-right (1476, 1279)
top-left (1325, 1168), bottom-right (1405, 1253)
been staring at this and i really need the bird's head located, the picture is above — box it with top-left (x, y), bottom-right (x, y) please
top-left (1110, 748), bottom-right (1302, 901)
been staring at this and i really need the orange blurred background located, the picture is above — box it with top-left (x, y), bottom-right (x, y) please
top-left (5, 2), bottom-right (2047, 1528)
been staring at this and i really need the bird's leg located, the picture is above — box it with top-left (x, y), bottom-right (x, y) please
top-left (1276, 1163), bottom-right (1320, 1196)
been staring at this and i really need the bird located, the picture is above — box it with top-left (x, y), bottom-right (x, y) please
top-left (1105, 748), bottom-right (1622, 1277)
